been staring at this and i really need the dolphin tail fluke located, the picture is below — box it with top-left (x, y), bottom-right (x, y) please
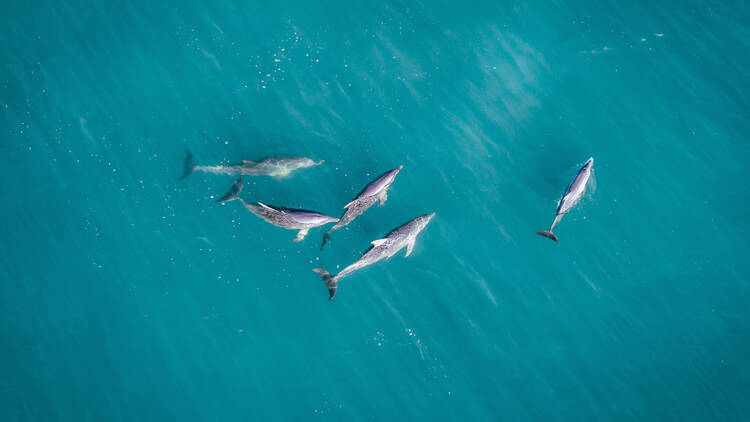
top-left (536, 230), bottom-right (559, 242)
top-left (216, 195), bottom-right (238, 204)
top-left (320, 232), bottom-right (331, 251)
top-left (216, 176), bottom-right (243, 203)
top-left (312, 268), bottom-right (338, 300)
top-left (320, 222), bottom-right (343, 250)
top-left (179, 149), bottom-right (195, 180)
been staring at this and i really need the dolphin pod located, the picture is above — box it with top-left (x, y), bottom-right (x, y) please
top-left (183, 150), bottom-right (595, 300)
top-left (537, 157), bottom-right (594, 242)
top-left (206, 160), bottom-right (426, 299)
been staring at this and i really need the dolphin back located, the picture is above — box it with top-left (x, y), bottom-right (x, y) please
top-left (359, 170), bottom-right (393, 198)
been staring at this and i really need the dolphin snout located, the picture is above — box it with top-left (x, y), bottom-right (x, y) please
top-left (421, 212), bottom-right (436, 228)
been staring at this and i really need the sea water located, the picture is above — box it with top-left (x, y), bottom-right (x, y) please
top-left (1, 0), bottom-right (749, 420)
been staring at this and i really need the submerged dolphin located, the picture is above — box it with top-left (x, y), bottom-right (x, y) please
top-left (537, 157), bottom-right (594, 242)
top-left (180, 150), bottom-right (323, 180)
top-left (240, 199), bottom-right (338, 242)
top-left (321, 165), bottom-right (403, 250)
top-left (216, 176), bottom-right (243, 203)
top-left (313, 212), bottom-right (435, 300)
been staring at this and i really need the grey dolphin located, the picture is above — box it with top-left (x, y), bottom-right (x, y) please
top-left (537, 157), bottom-right (594, 242)
top-left (216, 176), bottom-right (243, 203)
top-left (180, 151), bottom-right (323, 180)
top-left (321, 165), bottom-right (403, 250)
top-left (240, 199), bottom-right (338, 242)
top-left (313, 212), bottom-right (435, 300)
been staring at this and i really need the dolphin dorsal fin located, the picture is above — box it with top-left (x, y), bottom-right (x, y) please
top-left (371, 239), bottom-right (388, 247)
top-left (257, 201), bottom-right (274, 210)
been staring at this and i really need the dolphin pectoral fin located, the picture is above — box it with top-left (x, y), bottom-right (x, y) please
top-left (294, 229), bottom-right (309, 242)
top-left (271, 170), bottom-right (292, 180)
top-left (536, 230), bottom-right (559, 242)
top-left (378, 191), bottom-right (388, 206)
top-left (343, 199), bottom-right (357, 209)
top-left (405, 238), bottom-right (416, 257)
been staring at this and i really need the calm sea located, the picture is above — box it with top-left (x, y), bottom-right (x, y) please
top-left (2, 0), bottom-right (749, 420)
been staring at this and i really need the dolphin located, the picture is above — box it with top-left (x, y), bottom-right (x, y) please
top-left (216, 176), bottom-right (243, 203)
top-left (180, 150), bottom-right (323, 180)
top-left (321, 165), bottom-right (403, 250)
top-left (313, 212), bottom-right (435, 300)
top-left (537, 157), bottom-right (594, 242)
top-left (240, 199), bottom-right (338, 242)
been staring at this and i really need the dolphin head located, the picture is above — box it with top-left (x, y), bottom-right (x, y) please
top-left (298, 157), bottom-right (324, 168)
top-left (387, 164), bottom-right (403, 181)
top-left (289, 211), bottom-right (338, 225)
top-left (414, 212), bottom-right (436, 232)
top-left (585, 157), bottom-right (594, 168)
top-left (379, 165), bottom-right (403, 181)
top-left (359, 165), bottom-right (404, 198)
top-left (283, 157), bottom-right (323, 170)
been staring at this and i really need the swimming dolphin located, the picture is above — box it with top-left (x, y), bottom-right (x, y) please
top-left (180, 150), bottom-right (323, 180)
top-left (240, 199), bottom-right (338, 242)
top-left (313, 212), bottom-right (435, 300)
top-left (216, 176), bottom-right (243, 203)
top-left (321, 165), bottom-right (403, 250)
top-left (537, 157), bottom-right (594, 242)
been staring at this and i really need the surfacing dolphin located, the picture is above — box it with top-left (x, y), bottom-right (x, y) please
top-left (216, 176), bottom-right (243, 203)
top-left (313, 212), bottom-right (435, 300)
top-left (320, 165), bottom-right (403, 250)
top-left (240, 199), bottom-right (338, 242)
top-left (179, 150), bottom-right (323, 180)
top-left (537, 157), bottom-right (594, 242)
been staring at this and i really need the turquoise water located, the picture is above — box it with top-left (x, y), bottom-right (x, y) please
top-left (2, 0), bottom-right (749, 420)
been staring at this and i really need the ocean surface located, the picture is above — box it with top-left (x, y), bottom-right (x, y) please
top-left (2, 0), bottom-right (749, 420)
